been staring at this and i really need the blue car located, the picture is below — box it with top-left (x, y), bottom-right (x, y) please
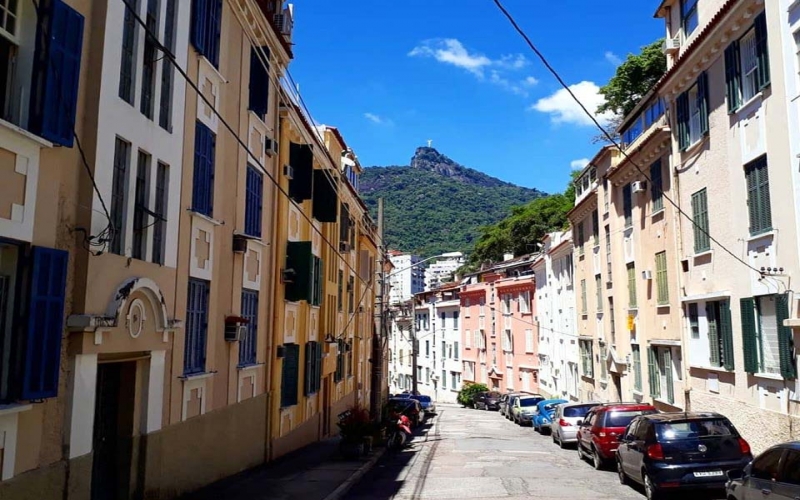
top-left (533, 399), bottom-right (568, 434)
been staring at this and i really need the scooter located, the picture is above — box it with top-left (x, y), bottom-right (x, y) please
top-left (387, 414), bottom-right (412, 451)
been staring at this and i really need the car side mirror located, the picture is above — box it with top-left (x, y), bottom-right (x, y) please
top-left (576, 420), bottom-right (584, 426)
top-left (727, 469), bottom-right (744, 481)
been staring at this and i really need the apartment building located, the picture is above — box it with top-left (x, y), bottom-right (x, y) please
top-left (388, 299), bottom-right (414, 394)
top-left (460, 256), bottom-right (539, 394)
top-left (653, 0), bottom-right (800, 450)
top-left (434, 284), bottom-right (462, 402)
top-left (424, 252), bottom-right (464, 291)
top-left (532, 231), bottom-right (579, 401)
top-left (388, 251), bottom-right (424, 304)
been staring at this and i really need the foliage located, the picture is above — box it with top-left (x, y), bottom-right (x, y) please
top-left (597, 39), bottom-right (667, 118)
top-left (337, 403), bottom-right (374, 442)
top-left (457, 383), bottom-right (489, 408)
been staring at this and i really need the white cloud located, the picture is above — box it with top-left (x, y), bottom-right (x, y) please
top-left (364, 112), bottom-right (392, 126)
top-left (522, 76), bottom-right (539, 87)
top-left (531, 81), bottom-right (615, 127)
top-left (571, 158), bottom-right (590, 170)
top-left (605, 51), bottom-right (623, 66)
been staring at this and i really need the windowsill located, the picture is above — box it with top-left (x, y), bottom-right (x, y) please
top-left (693, 249), bottom-right (712, 258)
top-left (593, 244), bottom-right (600, 251)
top-left (0, 403), bottom-right (33, 417)
top-left (237, 362), bottom-right (265, 372)
top-left (681, 136), bottom-right (707, 156)
top-left (632, 390), bottom-right (643, 397)
top-left (733, 91), bottom-right (765, 116)
top-left (235, 232), bottom-right (264, 244)
top-left (0, 118), bottom-right (54, 148)
top-left (628, 307), bottom-right (639, 312)
top-left (753, 372), bottom-right (785, 381)
top-left (198, 53), bottom-right (228, 83)
top-left (747, 229), bottom-right (777, 243)
top-left (651, 208), bottom-right (665, 219)
top-left (656, 303), bottom-right (670, 309)
top-left (689, 364), bottom-right (731, 373)
top-left (188, 209), bottom-right (224, 226)
top-left (180, 371), bottom-right (217, 381)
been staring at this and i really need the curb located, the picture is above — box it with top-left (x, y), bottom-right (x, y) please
top-left (321, 447), bottom-right (386, 500)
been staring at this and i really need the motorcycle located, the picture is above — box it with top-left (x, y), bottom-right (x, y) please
top-left (386, 413), bottom-right (412, 451)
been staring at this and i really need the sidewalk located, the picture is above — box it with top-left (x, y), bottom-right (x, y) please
top-left (181, 438), bottom-right (384, 500)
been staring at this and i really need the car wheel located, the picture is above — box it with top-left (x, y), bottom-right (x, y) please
top-left (616, 459), bottom-right (627, 485)
top-left (558, 433), bottom-right (566, 449)
top-left (592, 447), bottom-right (604, 470)
top-left (643, 471), bottom-right (660, 500)
top-left (577, 442), bottom-right (584, 460)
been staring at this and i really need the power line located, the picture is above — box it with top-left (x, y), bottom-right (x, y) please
top-left (491, 0), bottom-right (764, 279)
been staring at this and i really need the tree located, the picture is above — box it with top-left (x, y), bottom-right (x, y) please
top-left (597, 39), bottom-right (667, 119)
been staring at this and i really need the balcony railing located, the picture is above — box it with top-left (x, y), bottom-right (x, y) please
top-left (620, 97), bottom-right (666, 149)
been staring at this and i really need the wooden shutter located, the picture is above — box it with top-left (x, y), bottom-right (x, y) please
top-left (725, 42), bottom-right (741, 112)
top-left (656, 252), bottom-right (669, 305)
top-left (311, 257), bottom-right (323, 307)
top-left (21, 247), bottom-right (69, 400)
top-left (757, 159), bottom-right (772, 233)
top-left (190, 0), bottom-right (222, 67)
top-left (706, 302), bottom-right (721, 367)
top-left (697, 72), bottom-right (709, 136)
top-left (650, 159), bottom-right (663, 212)
top-left (740, 297), bottom-right (759, 373)
top-left (720, 300), bottom-right (735, 371)
top-left (691, 189), bottom-right (710, 253)
top-left (239, 290), bottom-right (258, 366)
top-left (245, 165), bottom-right (263, 237)
top-left (627, 264), bottom-right (637, 308)
top-left (647, 347), bottom-right (660, 398)
top-left (314, 342), bottom-right (323, 392)
top-left (281, 344), bottom-right (300, 407)
top-left (776, 293), bottom-right (797, 379)
top-left (192, 122), bottom-right (216, 216)
top-left (664, 349), bottom-right (674, 404)
top-left (248, 46), bottom-right (270, 120)
top-left (676, 92), bottom-right (690, 150)
top-left (28, 0), bottom-right (85, 147)
top-left (184, 279), bottom-right (209, 375)
top-left (746, 156), bottom-right (772, 235)
top-left (285, 241), bottom-right (313, 302)
top-left (632, 345), bottom-right (642, 391)
top-left (623, 184), bottom-right (632, 227)
top-left (288, 143), bottom-right (313, 202)
top-left (312, 170), bottom-right (339, 223)
top-left (754, 11), bottom-right (770, 90)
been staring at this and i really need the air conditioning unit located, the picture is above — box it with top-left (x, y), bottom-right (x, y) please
top-left (662, 36), bottom-right (681, 54)
top-left (339, 242), bottom-right (350, 252)
top-left (631, 181), bottom-right (647, 194)
top-left (642, 270), bottom-right (653, 280)
top-left (283, 165), bottom-right (294, 179)
top-left (265, 138), bottom-right (279, 157)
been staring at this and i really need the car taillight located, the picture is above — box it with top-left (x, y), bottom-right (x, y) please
top-left (646, 444), bottom-right (664, 460)
top-left (559, 419), bottom-right (570, 427)
top-left (738, 438), bottom-right (751, 455)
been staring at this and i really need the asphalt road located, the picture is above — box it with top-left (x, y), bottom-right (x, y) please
top-left (343, 404), bottom-right (726, 500)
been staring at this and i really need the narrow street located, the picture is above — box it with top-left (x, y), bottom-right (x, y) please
top-left (344, 405), bottom-right (725, 500)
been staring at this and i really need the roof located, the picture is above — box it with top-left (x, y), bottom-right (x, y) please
top-left (591, 402), bottom-right (657, 411)
top-left (641, 412), bottom-right (727, 422)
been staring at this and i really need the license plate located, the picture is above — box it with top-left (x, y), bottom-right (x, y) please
top-left (693, 471), bottom-right (724, 477)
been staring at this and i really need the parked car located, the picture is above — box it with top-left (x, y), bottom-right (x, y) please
top-left (726, 441), bottom-right (800, 500)
top-left (500, 392), bottom-right (524, 418)
top-left (410, 395), bottom-right (436, 415)
top-left (551, 402), bottom-right (601, 448)
top-left (532, 399), bottom-right (568, 434)
top-left (387, 397), bottom-right (423, 428)
top-left (616, 412), bottom-right (752, 500)
top-left (510, 395), bottom-right (545, 425)
top-left (577, 402), bottom-right (658, 470)
top-left (474, 391), bottom-right (501, 410)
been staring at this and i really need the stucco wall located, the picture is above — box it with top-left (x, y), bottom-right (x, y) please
top-left (0, 454), bottom-right (92, 500)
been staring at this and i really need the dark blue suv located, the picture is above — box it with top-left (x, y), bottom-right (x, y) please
top-left (615, 412), bottom-right (752, 500)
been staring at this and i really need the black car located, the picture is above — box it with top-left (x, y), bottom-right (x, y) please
top-left (387, 397), bottom-right (423, 427)
top-left (615, 412), bottom-right (752, 500)
top-left (473, 391), bottom-right (501, 410)
top-left (410, 395), bottom-right (436, 415)
top-left (726, 441), bottom-right (800, 500)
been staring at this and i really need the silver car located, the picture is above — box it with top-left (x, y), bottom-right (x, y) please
top-left (551, 402), bottom-right (600, 448)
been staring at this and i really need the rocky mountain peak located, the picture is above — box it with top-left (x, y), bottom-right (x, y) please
top-left (409, 147), bottom-right (506, 188)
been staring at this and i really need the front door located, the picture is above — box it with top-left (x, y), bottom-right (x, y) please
top-left (91, 362), bottom-right (136, 500)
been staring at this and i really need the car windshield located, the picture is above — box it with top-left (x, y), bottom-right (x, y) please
top-left (563, 405), bottom-right (595, 418)
top-left (414, 396), bottom-right (431, 403)
top-left (519, 398), bottom-right (539, 407)
top-left (542, 403), bottom-right (559, 412)
top-left (656, 419), bottom-right (735, 441)
top-left (604, 409), bottom-right (656, 427)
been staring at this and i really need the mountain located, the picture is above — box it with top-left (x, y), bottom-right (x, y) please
top-left (360, 147), bottom-right (546, 257)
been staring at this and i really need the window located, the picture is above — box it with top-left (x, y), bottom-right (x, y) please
top-left (240, 290), bottom-right (258, 366)
top-left (579, 340), bottom-right (594, 378)
top-left (681, 0), bottom-right (698, 36)
top-left (750, 448), bottom-right (783, 481)
top-left (334, 340), bottom-right (345, 382)
top-left (691, 188), bottom-right (710, 253)
top-left (281, 343), bottom-right (300, 406)
top-left (632, 344), bottom-right (642, 392)
top-left (479, 297), bottom-right (485, 316)
top-left (650, 159), bottom-right (663, 212)
top-left (441, 370), bottom-right (447, 389)
top-left (454, 342), bottom-right (459, 360)
top-left (244, 165), bottom-right (263, 237)
top-left (591, 210), bottom-right (599, 246)
top-left (159, 0), bottom-right (177, 130)
top-left (425, 340), bottom-right (429, 357)
top-left (676, 72), bottom-right (709, 150)
top-left (605, 225), bottom-right (612, 280)
top-left (304, 341), bottom-right (322, 395)
top-left (110, 138), bottom-right (131, 255)
top-left (603, 179), bottom-right (609, 212)
top-left (627, 263), bottom-right (637, 308)
top-left (474, 330), bottom-right (481, 349)
top-left (132, 151), bottom-right (151, 260)
top-left (185, 279), bottom-right (210, 375)
top-left (491, 343), bottom-right (497, 365)
top-left (623, 184), bottom-right (633, 227)
top-left (441, 341), bottom-right (446, 358)
top-left (595, 275), bottom-right (603, 312)
top-left (192, 122), bottom-right (216, 217)
top-left (525, 329), bottom-right (534, 353)
top-left (464, 297), bottom-right (471, 317)
top-left (337, 270), bottom-right (343, 312)
top-left (465, 330), bottom-right (471, 349)
top-left (599, 343), bottom-right (607, 380)
top-left (745, 155), bottom-right (772, 236)
top-left (577, 222), bottom-right (585, 256)
top-left (313, 258), bottom-right (324, 308)
top-left (580, 279), bottom-right (587, 315)
top-left (248, 45), bottom-right (270, 120)
top-left (608, 297), bottom-right (616, 343)
top-left (725, 13), bottom-right (770, 112)
top-left (453, 311), bottom-right (459, 329)
top-left (152, 162), bottom-right (169, 265)
top-left (190, 0), bottom-right (222, 67)
top-left (520, 291), bottom-right (531, 314)
top-left (780, 450), bottom-right (800, 486)
top-left (741, 294), bottom-right (796, 378)
top-left (399, 349), bottom-right (404, 366)
top-left (655, 252), bottom-right (669, 305)
top-left (0, 0), bottom-right (18, 38)
top-left (140, 0), bottom-right (159, 118)
top-left (688, 303), bottom-right (700, 339)
top-left (347, 276), bottom-right (354, 313)
top-left (119, 0), bottom-right (139, 104)
top-left (506, 368), bottom-right (513, 389)
top-left (503, 329), bottom-right (512, 352)
top-left (647, 347), bottom-right (661, 399)
top-left (795, 31), bottom-right (800, 83)
top-left (705, 300), bottom-right (735, 369)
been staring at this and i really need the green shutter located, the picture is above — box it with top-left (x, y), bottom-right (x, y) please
top-left (656, 252), bottom-right (669, 305)
top-left (647, 347), bottom-right (660, 398)
top-left (746, 157), bottom-right (772, 236)
top-left (312, 169), bottom-right (338, 223)
top-left (304, 342), bottom-right (313, 396)
top-left (578, 222), bottom-right (585, 256)
top-left (664, 348), bottom-right (674, 404)
top-left (281, 344), bottom-right (300, 407)
top-left (623, 184), bottom-right (633, 227)
top-left (632, 345), bottom-right (642, 391)
top-left (740, 298), bottom-right (759, 373)
top-left (315, 342), bottom-right (323, 392)
top-left (697, 72), bottom-right (709, 135)
top-left (627, 264), bottom-right (637, 308)
top-left (776, 293), bottom-right (797, 379)
top-left (676, 92), bottom-right (690, 150)
top-left (288, 143), bottom-right (313, 202)
top-left (725, 42), bottom-right (741, 112)
top-left (581, 279), bottom-right (587, 314)
top-left (754, 11), bottom-right (770, 90)
top-left (758, 160), bottom-right (772, 233)
top-left (286, 241), bottom-right (314, 302)
top-left (596, 275), bottom-right (603, 311)
top-left (720, 300), bottom-right (735, 371)
top-left (706, 302), bottom-right (721, 367)
top-left (692, 189), bottom-right (710, 253)
top-left (650, 159), bottom-right (663, 212)
top-left (311, 256), bottom-right (323, 306)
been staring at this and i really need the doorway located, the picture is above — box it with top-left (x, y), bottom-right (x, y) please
top-left (91, 361), bottom-right (136, 500)
top-left (321, 376), bottom-right (331, 436)
top-left (612, 374), bottom-right (622, 402)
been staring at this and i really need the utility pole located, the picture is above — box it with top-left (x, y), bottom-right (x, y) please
top-left (371, 198), bottom-right (385, 420)
top-left (411, 296), bottom-right (418, 395)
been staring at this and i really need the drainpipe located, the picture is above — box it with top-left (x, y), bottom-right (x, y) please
top-left (671, 148), bottom-right (691, 411)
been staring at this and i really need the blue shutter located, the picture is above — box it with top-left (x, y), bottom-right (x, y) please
top-left (248, 46), bottom-right (270, 120)
top-left (239, 290), bottom-right (258, 366)
top-left (22, 247), bottom-right (69, 400)
top-left (29, 0), bottom-right (85, 147)
top-left (192, 122), bottom-right (215, 216)
top-left (190, 0), bottom-right (221, 68)
top-left (244, 165), bottom-right (263, 237)
top-left (184, 279), bottom-right (209, 375)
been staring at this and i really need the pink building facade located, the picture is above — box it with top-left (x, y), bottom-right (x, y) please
top-left (460, 256), bottom-right (539, 395)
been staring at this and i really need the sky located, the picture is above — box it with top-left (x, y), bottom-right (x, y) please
top-left (288, 1), bottom-right (664, 195)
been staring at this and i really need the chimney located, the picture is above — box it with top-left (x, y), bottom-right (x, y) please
top-left (503, 253), bottom-right (514, 261)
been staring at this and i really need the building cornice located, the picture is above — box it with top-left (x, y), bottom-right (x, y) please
top-left (607, 128), bottom-right (671, 187)
top-left (567, 191), bottom-right (598, 222)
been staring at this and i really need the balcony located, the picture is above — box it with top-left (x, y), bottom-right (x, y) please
top-left (254, 0), bottom-right (293, 42)
top-left (619, 96), bottom-right (666, 151)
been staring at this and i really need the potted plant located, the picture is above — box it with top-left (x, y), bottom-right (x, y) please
top-left (337, 404), bottom-right (372, 459)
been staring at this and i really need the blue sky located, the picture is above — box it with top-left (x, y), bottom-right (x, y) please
top-left (288, 1), bottom-right (663, 195)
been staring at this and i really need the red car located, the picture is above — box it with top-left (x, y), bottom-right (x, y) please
top-left (577, 403), bottom-right (658, 470)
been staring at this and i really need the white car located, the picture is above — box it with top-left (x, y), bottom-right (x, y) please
top-left (551, 402), bottom-right (600, 448)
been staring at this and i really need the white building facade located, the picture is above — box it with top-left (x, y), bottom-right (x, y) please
top-left (388, 252), bottom-right (424, 304)
top-left (424, 252), bottom-right (464, 291)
